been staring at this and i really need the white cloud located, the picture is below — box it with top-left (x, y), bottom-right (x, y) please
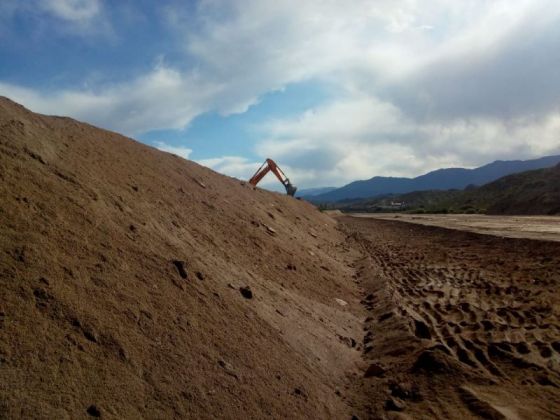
top-left (255, 95), bottom-right (560, 187)
top-left (0, 0), bottom-right (109, 38)
top-left (197, 156), bottom-right (260, 180)
top-left (0, 65), bottom-right (221, 134)
top-left (153, 141), bottom-right (192, 160)
top-left (42, 0), bottom-right (101, 22)
top-left (5, 1), bottom-right (559, 130)
top-left (1, 0), bottom-right (560, 187)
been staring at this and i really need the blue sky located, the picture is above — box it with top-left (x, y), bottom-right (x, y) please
top-left (139, 81), bottom-right (331, 161)
top-left (1, 0), bottom-right (560, 190)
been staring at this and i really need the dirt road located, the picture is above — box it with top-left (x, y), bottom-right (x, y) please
top-left (340, 216), bottom-right (560, 419)
top-left (352, 213), bottom-right (560, 242)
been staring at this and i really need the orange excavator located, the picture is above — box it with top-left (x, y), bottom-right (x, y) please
top-left (249, 158), bottom-right (297, 196)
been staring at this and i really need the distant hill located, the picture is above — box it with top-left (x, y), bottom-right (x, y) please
top-left (484, 163), bottom-right (560, 214)
top-left (296, 186), bottom-right (336, 197)
top-left (309, 155), bottom-right (560, 203)
top-left (339, 163), bottom-right (560, 215)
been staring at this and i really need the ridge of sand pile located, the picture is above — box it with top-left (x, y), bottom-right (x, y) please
top-left (0, 97), bottom-right (364, 419)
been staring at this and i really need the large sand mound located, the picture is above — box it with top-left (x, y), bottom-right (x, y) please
top-left (0, 97), bottom-right (364, 419)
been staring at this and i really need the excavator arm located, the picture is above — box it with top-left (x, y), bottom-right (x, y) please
top-left (249, 158), bottom-right (297, 196)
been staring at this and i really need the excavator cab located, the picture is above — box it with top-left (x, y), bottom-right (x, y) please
top-left (249, 158), bottom-right (297, 196)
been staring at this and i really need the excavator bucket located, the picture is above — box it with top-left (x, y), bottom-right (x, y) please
top-left (285, 182), bottom-right (297, 197)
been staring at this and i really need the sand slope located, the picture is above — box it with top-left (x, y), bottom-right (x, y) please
top-left (0, 98), bottom-right (364, 419)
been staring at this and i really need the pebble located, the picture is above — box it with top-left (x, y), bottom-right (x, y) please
top-left (239, 286), bottom-right (253, 299)
top-left (364, 363), bottom-right (385, 378)
top-left (385, 397), bottom-right (406, 412)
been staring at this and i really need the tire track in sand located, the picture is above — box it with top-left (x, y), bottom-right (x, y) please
top-left (341, 216), bottom-right (560, 419)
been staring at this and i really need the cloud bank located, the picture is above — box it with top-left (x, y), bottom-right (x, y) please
top-left (1, 0), bottom-right (560, 187)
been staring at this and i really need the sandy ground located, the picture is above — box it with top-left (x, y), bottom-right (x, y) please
top-left (340, 216), bottom-right (560, 419)
top-left (351, 213), bottom-right (560, 242)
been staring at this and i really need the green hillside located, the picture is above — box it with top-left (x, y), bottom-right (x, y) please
top-left (338, 163), bottom-right (560, 215)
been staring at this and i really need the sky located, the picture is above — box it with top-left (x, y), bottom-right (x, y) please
top-left (1, 0), bottom-right (559, 190)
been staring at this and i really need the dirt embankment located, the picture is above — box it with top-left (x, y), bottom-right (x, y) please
top-left (0, 97), bottom-right (365, 419)
top-left (341, 216), bottom-right (560, 419)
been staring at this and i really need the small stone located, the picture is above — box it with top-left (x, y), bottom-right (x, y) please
top-left (172, 260), bottom-right (188, 279)
top-left (218, 359), bottom-right (239, 379)
top-left (82, 327), bottom-right (98, 343)
top-left (87, 404), bottom-right (101, 417)
top-left (335, 298), bottom-right (347, 306)
top-left (385, 397), bottom-right (406, 412)
top-left (239, 286), bottom-right (253, 299)
top-left (195, 272), bottom-right (205, 281)
top-left (364, 363), bottom-right (385, 378)
top-left (292, 387), bottom-right (308, 400)
top-left (33, 287), bottom-right (51, 301)
top-left (218, 359), bottom-right (229, 368)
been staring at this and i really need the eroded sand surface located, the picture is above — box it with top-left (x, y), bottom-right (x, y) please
top-left (341, 216), bottom-right (560, 419)
top-left (352, 213), bottom-right (560, 242)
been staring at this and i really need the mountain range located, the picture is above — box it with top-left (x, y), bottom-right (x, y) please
top-left (338, 163), bottom-right (560, 215)
top-left (306, 155), bottom-right (560, 203)
top-left (295, 186), bottom-right (336, 197)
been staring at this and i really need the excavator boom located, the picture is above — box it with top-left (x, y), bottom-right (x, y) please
top-left (249, 158), bottom-right (297, 196)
